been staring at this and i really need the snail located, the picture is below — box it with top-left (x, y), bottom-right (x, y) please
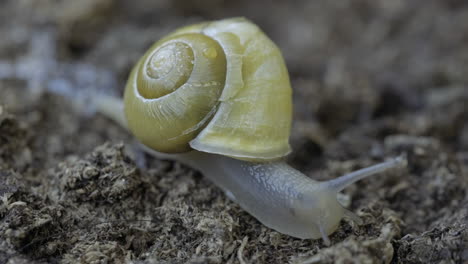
top-left (93, 17), bottom-right (406, 245)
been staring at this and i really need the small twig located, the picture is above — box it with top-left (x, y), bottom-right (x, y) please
top-left (237, 236), bottom-right (249, 264)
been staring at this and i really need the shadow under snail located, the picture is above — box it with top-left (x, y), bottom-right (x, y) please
top-left (93, 17), bottom-right (406, 245)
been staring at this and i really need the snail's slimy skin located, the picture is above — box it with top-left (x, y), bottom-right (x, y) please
top-left (144, 147), bottom-right (405, 244)
top-left (173, 151), bottom-right (344, 239)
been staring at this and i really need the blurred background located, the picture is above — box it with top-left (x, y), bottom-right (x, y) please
top-left (2, 0), bottom-right (468, 144)
top-left (0, 0), bottom-right (467, 263)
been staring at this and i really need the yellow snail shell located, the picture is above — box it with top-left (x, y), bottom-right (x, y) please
top-left (123, 17), bottom-right (292, 162)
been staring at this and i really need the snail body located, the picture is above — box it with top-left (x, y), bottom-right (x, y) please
top-left (93, 17), bottom-right (405, 245)
top-left (144, 148), bottom-right (403, 243)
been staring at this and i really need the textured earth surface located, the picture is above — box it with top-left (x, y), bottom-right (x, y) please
top-left (0, 0), bottom-right (467, 263)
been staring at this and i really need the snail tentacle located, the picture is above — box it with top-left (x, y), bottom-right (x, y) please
top-left (318, 222), bottom-right (331, 246)
top-left (323, 156), bottom-right (407, 193)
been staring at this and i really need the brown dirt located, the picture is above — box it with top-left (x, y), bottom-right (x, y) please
top-left (0, 0), bottom-right (467, 263)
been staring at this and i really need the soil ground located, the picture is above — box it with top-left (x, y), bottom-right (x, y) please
top-left (0, 0), bottom-right (467, 263)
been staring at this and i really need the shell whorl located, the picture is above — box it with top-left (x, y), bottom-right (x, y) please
top-left (124, 17), bottom-right (293, 161)
top-left (139, 42), bottom-right (194, 98)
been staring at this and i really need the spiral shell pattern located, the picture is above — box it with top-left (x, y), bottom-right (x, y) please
top-left (124, 17), bottom-right (292, 161)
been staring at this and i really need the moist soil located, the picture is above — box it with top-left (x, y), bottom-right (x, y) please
top-left (0, 0), bottom-right (467, 263)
